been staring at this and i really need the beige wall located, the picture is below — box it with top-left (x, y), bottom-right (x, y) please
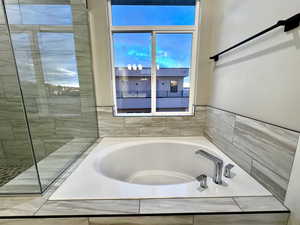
top-left (87, 0), bottom-right (211, 107)
top-left (208, 0), bottom-right (300, 131)
top-left (194, 0), bottom-right (213, 105)
top-left (88, 0), bottom-right (114, 106)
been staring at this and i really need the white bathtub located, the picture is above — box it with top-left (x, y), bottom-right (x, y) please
top-left (50, 137), bottom-right (271, 200)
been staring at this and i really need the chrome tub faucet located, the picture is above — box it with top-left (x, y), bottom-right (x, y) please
top-left (224, 163), bottom-right (235, 178)
top-left (196, 174), bottom-right (208, 189)
top-left (195, 149), bottom-right (224, 185)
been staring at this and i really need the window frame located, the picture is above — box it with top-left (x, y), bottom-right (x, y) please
top-left (108, 0), bottom-right (200, 116)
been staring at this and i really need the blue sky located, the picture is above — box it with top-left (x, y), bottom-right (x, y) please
top-left (112, 5), bottom-right (194, 69)
top-left (113, 33), bottom-right (193, 68)
top-left (112, 5), bottom-right (195, 26)
top-left (6, 4), bottom-right (72, 25)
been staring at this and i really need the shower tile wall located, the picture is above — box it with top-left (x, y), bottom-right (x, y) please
top-left (97, 106), bottom-right (206, 137)
top-left (0, 0), bottom-right (98, 193)
top-left (0, 0), bottom-right (39, 190)
top-left (204, 106), bottom-right (300, 201)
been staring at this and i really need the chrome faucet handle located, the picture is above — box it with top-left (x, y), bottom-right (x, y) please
top-left (195, 149), bottom-right (223, 185)
top-left (196, 174), bottom-right (208, 189)
top-left (224, 163), bottom-right (234, 178)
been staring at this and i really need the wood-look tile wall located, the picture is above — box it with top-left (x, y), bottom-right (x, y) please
top-left (205, 106), bottom-right (300, 201)
top-left (97, 106), bottom-right (206, 137)
top-left (0, 0), bottom-right (98, 191)
top-left (0, 0), bottom-right (34, 168)
top-left (8, 0), bottom-right (98, 159)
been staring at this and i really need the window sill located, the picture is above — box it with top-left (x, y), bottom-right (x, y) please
top-left (113, 112), bottom-right (194, 117)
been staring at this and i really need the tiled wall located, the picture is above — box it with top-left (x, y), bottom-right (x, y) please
top-left (7, 0), bottom-right (98, 162)
top-left (0, 0), bottom-right (98, 192)
top-left (204, 106), bottom-right (300, 201)
top-left (0, 214), bottom-right (289, 225)
top-left (97, 106), bottom-right (206, 137)
top-left (0, 0), bottom-right (35, 172)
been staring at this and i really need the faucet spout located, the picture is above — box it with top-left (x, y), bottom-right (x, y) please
top-left (195, 149), bottom-right (224, 185)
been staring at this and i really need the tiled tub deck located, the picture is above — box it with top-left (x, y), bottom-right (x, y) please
top-left (0, 139), bottom-right (290, 225)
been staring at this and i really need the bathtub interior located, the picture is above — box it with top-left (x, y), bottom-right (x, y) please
top-left (49, 137), bottom-right (272, 200)
top-left (97, 142), bottom-right (218, 185)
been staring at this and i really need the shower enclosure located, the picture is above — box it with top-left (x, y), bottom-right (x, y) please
top-left (0, 0), bottom-right (98, 194)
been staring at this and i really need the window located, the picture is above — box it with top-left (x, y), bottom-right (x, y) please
top-left (38, 32), bottom-right (79, 88)
top-left (112, 33), bottom-right (152, 113)
top-left (111, 5), bottom-right (195, 26)
top-left (170, 81), bottom-right (178, 93)
top-left (109, 0), bottom-right (199, 116)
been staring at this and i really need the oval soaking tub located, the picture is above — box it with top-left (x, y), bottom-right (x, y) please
top-left (50, 137), bottom-right (271, 200)
top-left (98, 142), bottom-right (222, 185)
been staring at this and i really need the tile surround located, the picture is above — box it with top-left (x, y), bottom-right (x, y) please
top-left (194, 213), bottom-right (289, 225)
top-left (97, 106), bottom-right (206, 137)
top-left (0, 218), bottom-right (90, 225)
top-left (233, 196), bottom-right (287, 212)
top-left (97, 104), bottom-right (299, 202)
top-left (0, 141), bottom-right (288, 218)
top-left (0, 141), bottom-right (289, 225)
top-left (233, 116), bottom-right (298, 180)
top-left (251, 160), bottom-right (288, 201)
top-left (0, 197), bottom-right (46, 217)
top-left (0, 214), bottom-right (290, 225)
top-left (36, 200), bottom-right (140, 216)
top-left (139, 198), bottom-right (241, 214)
top-left (89, 216), bottom-right (194, 225)
top-left (204, 106), bottom-right (300, 202)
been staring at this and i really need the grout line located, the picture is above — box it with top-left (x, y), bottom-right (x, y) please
top-left (232, 197), bottom-right (243, 212)
top-left (250, 159), bottom-right (254, 174)
top-left (32, 198), bottom-right (47, 216)
top-left (231, 115), bottom-right (237, 144)
top-left (138, 200), bottom-right (141, 214)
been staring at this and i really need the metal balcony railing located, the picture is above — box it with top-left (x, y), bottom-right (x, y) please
top-left (116, 90), bottom-right (190, 98)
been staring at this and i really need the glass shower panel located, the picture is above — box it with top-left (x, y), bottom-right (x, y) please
top-left (5, 4), bottom-right (72, 25)
top-left (4, 0), bottom-right (98, 191)
top-left (0, 0), bottom-right (40, 194)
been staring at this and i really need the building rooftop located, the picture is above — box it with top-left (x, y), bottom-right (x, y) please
top-left (115, 67), bottom-right (190, 77)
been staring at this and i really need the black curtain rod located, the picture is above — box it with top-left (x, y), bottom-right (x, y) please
top-left (210, 13), bottom-right (300, 62)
